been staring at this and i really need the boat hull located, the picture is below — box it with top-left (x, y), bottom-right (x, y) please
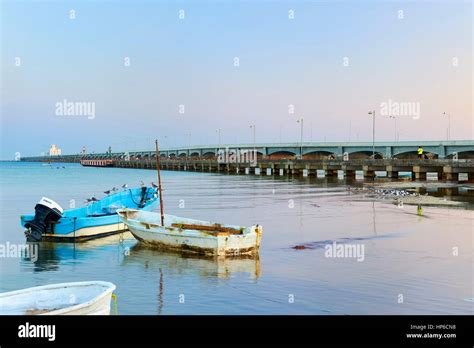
top-left (41, 223), bottom-right (128, 242)
top-left (119, 209), bottom-right (262, 256)
top-left (128, 226), bottom-right (260, 256)
top-left (20, 187), bottom-right (159, 242)
top-left (0, 281), bottom-right (116, 315)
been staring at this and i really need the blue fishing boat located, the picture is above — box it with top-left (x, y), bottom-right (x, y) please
top-left (20, 187), bottom-right (159, 242)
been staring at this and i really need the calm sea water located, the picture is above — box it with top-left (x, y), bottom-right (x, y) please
top-left (0, 162), bottom-right (473, 314)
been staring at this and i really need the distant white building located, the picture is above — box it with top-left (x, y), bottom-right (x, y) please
top-left (49, 144), bottom-right (62, 156)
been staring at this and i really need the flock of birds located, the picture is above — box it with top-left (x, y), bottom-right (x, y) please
top-left (373, 188), bottom-right (420, 198)
top-left (83, 181), bottom-right (159, 204)
top-left (347, 186), bottom-right (420, 198)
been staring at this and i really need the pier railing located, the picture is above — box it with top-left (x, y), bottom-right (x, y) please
top-left (112, 158), bottom-right (473, 181)
top-left (19, 156), bottom-right (474, 181)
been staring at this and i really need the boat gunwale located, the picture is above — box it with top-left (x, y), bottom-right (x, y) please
top-left (128, 219), bottom-right (253, 239)
top-left (0, 281), bottom-right (116, 315)
top-left (118, 209), bottom-right (254, 239)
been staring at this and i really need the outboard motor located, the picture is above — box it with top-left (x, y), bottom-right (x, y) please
top-left (25, 197), bottom-right (63, 242)
top-left (138, 187), bottom-right (148, 208)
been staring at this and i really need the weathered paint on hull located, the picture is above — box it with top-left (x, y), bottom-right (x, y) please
top-left (131, 230), bottom-right (259, 256)
top-left (41, 223), bottom-right (128, 243)
top-left (128, 227), bottom-right (261, 256)
top-left (119, 209), bottom-right (262, 256)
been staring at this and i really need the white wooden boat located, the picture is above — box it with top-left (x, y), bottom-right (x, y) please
top-left (0, 281), bottom-right (116, 315)
top-left (117, 209), bottom-right (263, 256)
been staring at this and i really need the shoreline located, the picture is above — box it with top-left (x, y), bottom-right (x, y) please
top-left (348, 181), bottom-right (473, 207)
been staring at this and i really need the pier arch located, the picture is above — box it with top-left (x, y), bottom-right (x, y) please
top-left (393, 150), bottom-right (438, 159)
top-left (202, 151), bottom-right (216, 159)
top-left (267, 151), bottom-right (296, 160)
top-left (302, 150), bottom-right (336, 160)
top-left (447, 150), bottom-right (474, 159)
top-left (346, 151), bottom-right (384, 159)
top-left (267, 147), bottom-right (298, 155)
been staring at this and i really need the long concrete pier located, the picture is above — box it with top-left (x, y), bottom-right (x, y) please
top-left (21, 140), bottom-right (474, 162)
top-left (19, 141), bottom-right (474, 181)
top-left (106, 158), bottom-right (473, 181)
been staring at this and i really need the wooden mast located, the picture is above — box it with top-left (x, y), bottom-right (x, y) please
top-left (155, 140), bottom-right (165, 226)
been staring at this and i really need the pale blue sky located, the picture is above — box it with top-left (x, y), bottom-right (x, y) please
top-left (1, 0), bottom-right (472, 158)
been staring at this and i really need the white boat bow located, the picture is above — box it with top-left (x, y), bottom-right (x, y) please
top-left (0, 281), bottom-right (116, 315)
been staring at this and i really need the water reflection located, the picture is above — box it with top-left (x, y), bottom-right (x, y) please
top-left (124, 244), bottom-right (261, 280)
top-left (21, 233), bottom-right (133, 272)
top-left (21, 231), bottom-right (261, 281)
top-left (24, 242), bottom-right (61, 272)
top-left (417, 187), bottom-right (474, 203)
top-left (158, 268), bottom-right (164, 315)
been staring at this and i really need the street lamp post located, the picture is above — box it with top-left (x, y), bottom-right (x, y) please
top-left (442, 112), bottom-right (451, 140)
top-left (250, 125), bottom-right (256, 147)
top-left (297, 118), bottom-right (304, 159)
top-left (216, 129), bottom-right (221, 148)
top-left (349, 120), bottom-right (352, 142)
top-left (389, 115), bottom-right (397, 142)
top-left (368, 110), bottom-right (376, 158)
